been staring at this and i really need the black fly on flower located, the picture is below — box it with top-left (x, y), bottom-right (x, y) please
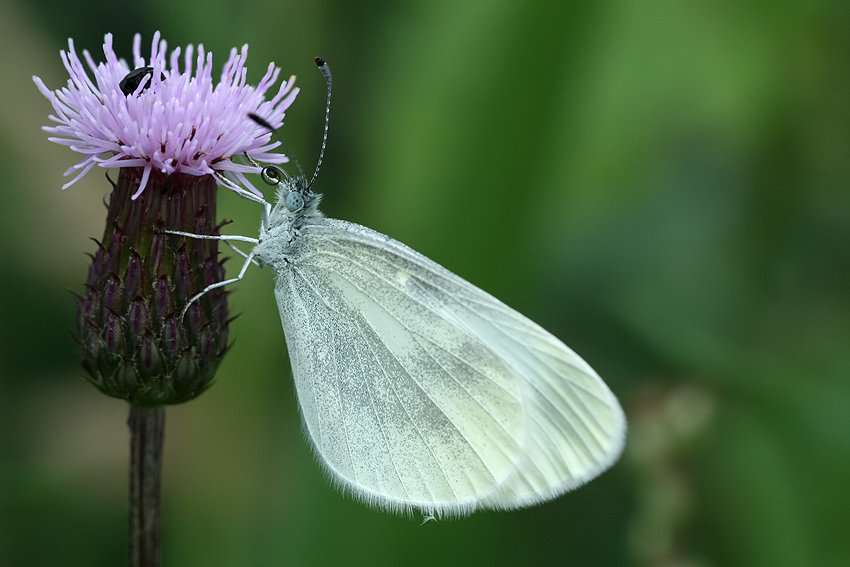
top-left (34, 31), bottom-right (300, 404)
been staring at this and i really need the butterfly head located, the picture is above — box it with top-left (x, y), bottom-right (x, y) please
top-left (260, 165), bottom-right (323, 230)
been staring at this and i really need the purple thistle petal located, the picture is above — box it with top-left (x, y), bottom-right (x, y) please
top-left (62, 161), bottom-right (97, 190)
top-left (133, 167), bottom-right (153, 199)
top-left (34, 32), bottom-right (298, 199)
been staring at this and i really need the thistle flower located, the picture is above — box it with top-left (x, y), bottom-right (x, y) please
top-left (34, 32), bottom-right (299, 405)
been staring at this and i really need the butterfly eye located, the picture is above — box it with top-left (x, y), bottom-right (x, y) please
top-left (285, 191), bottom-right (305, 213)
top-left (261, 166), bottom-right (283, 186)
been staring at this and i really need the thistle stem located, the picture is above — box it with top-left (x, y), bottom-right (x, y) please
top-left (128, 405), bottom-right (165, 567)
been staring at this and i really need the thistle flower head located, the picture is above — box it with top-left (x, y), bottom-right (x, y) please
top-left (34, 31), bottom-right (298, 198)
top-left (35, 32), bottom-right (296, 405)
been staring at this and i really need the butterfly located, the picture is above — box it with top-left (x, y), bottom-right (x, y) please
top-left (169, 58), bottom-right (626, 518)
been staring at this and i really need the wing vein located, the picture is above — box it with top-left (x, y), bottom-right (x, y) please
top-left (285, 271), bottom-right (326, 452)
top-left (330, 318), bottom-right (357, 484)
top-left (352, 319), bottom-right (413, 502)
top-left (408, 330), bottom-right (522, 447)
top-left (351, 299), bottom-right (500, 489)
top-left (355, 316), bottom-right (457, 502)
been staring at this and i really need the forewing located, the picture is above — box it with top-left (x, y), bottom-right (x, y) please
top-left (275, 219), bottom-right (625, 516)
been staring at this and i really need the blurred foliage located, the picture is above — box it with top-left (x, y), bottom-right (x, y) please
top-left (1, 0), bottom-right (848, 565)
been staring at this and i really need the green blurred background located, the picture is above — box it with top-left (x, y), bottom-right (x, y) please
top-left (1, 0), bottom-right (848, 565)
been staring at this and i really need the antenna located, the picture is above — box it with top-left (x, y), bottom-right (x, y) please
top-left (248, 57), bottom-right (332, 189)
top-left (309, 57), bottom-right (333, 190)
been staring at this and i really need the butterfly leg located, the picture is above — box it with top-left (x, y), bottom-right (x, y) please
top-left (179, 249), bottom-right (257, 322)
top-left (214, 171), bottom-right (268, 206)
top-left (161, 229), bottom-right (261, 321)
top-left (162, 230), bottom-right (259, 245)
top-left (224, 240), bottom-right (260, 267)
top-left (215, 171), bottom-right (273, 229)
top-left (163, 228), bottom-right (259, 265)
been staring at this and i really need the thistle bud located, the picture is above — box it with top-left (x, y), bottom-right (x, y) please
top-left (78, 169), bottom-right (228, 404)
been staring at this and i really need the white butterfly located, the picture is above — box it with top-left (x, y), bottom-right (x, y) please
top-left (170, 59), bottom-right (626, 518)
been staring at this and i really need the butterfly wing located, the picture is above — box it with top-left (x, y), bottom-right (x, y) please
top-left (273, 219), bottom-right (625, 517)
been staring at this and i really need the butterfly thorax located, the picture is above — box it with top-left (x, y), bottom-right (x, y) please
top-left (253, 176), bottom-right (325, 271)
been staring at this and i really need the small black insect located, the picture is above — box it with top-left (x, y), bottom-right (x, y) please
top-left (120, 67), bottom-right (159, 96)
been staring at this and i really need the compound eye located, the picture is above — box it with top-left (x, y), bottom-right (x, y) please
top-left (285, 191), bottom-right (305, 213)
top-left (261, 166), bottom-right (283, 186)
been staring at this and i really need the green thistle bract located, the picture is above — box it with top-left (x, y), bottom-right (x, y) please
top-left (79, 169), bottom-right (229, 404)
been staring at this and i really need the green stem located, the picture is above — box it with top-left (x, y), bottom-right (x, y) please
top-left (128, 405), bottom-right (165, 567)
